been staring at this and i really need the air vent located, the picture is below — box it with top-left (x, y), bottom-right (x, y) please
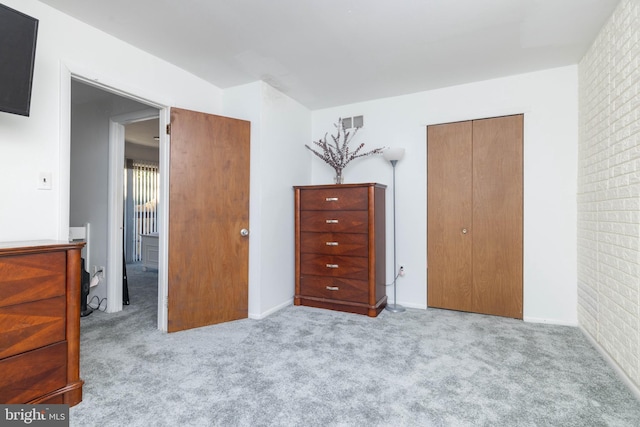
top-left (342, 115), bottom-right (364, 129)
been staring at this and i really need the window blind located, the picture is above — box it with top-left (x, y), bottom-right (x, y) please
top-left (131, 160), bottom-right (159, 261)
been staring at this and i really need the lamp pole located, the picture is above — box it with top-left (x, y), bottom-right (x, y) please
top-left (386, 157), bottom-right (405, 313)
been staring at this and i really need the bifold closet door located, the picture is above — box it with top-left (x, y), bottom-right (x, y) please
top-left (427, 121), bottom-right (474, 312)
top-left (427, 115), bottom-right (523, 319)
top-left (472, 116), bottom-right (523, 318)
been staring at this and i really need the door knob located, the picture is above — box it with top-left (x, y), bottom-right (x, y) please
top-left (461, 228), bottom-right (468, 234)
top-left (240, 228), bottom-right (249, 237)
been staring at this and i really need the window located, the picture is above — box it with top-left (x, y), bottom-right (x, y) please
top-left (128, 160), bottom-right (159, 261)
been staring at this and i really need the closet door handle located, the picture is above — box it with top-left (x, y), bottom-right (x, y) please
top-left (461, 228), bottom-right (468, 234)
top-left (326, 286), bottom-right (339, 291)
top-left (325, 197), bottom-right (339, 201)
top-left (326, 219), bottom-right (339, 224)
top-left (326, 242), bottom-right (339, 246)
top-left (326, 264), bottom-right (339, 269)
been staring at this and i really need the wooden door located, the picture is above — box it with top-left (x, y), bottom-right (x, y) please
top-left (427, 115), bottom-right (523, 319)
top-left (167, 108), bottom-right (250, 332)
top-left (472, 116), bottom-right (522, 318)
top-left (427, 121), bottom-right (473, 312)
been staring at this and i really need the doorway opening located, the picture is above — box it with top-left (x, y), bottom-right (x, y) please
top-left (123, 118), bottom-right (161, 267)
top-left (69, 77), bottom-right (167, 330)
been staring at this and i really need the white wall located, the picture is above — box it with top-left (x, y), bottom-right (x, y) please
top-left (224, 81), bottom-right (311, 318)
top-left (125, 142), bottom-right (159, 163)
top-left (312, 66), bottom-right (579, 325)
top-left (578, 0), bottom-right (640, 390)
top-left (259, 84), bottom-right (312, 314)
top-left (0, 0), bottom-right (223, 242)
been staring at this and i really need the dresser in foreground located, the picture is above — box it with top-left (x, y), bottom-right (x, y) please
top-left (294, 183), bottom-right (387, 317)
top-left (0, 240), bottom-right (84, 406)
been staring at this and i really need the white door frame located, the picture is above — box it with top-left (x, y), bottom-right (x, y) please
top-left (60, 63), bottom-right (171, 331)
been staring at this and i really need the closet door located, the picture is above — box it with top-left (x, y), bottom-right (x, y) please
top-left (472, 116), bottom-right (523, 318)
top-left (427, 121), bottom-right (473, 312)
top-left (427, 115), bottom-right (523, 319)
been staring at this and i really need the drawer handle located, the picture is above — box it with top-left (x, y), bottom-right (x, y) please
top-left (325, 219), bottom-right (339, 224)
top-left (326, 264), bottom-right (339, 268)
top-left (326, 242), bottom-right (339, 246)
top-left (325, 197), bottom-right (339, 201)
top-left (326, 286), bottom-right (340, 291)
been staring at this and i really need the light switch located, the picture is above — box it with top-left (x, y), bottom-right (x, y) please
top-left (38, 172), bottom-right (52, 190)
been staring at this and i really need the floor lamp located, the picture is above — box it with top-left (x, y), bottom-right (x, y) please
top-left (384, 147), bottom-right (405, 313)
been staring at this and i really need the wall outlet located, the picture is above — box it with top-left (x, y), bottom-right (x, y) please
top-left (93, 266), bottom-right (105, 278)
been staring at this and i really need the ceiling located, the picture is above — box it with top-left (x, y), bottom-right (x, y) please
top-left (125, 119), bottom-right (159, 148)
top-left (41, 0), bottom-right (619, 110)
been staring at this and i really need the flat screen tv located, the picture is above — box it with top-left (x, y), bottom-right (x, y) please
top-left (0, 4), bottom-right (38, 117)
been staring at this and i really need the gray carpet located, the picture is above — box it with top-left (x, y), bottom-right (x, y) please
top-left (70, 264), bottom-right (640, 426)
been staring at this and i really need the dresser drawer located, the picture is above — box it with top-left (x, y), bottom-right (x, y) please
top-left (300, 187), bottom-right (368, 211)
top-left (300, 276), bottom-right (368, 303)
top-left (300, 210), bottom-right (368, 233)
top-left (0, 296), bottom-right (66, 359)
top-left (299, 232), bottom-right (368, 256)
top-left (0, 252), bottom-right (66, 308)
top-left (0, 341), bottom-right (67, 404)
top-left (300, 254), bottom-right (368, 280)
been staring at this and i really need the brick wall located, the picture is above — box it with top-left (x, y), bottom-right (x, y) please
top-left (578, 0), bottom-right (640, 387)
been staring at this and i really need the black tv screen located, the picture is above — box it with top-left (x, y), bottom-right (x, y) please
top-left (0, 4), bottom-right (38, 117)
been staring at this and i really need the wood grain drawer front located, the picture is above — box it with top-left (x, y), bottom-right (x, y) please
top-left (300, 232), bottom-right (368, 256)
top-left (0, 341), bottom-right (67, 404)
top-left (300, 211), bottom-right (368, 233)
top-left (0, 296), bottom-right (66, 359)
top-left (300, 187), bottom-right (368, 211)
top-left (0, 252), bottom-right (66, 308)
top-left (300, 254), bottom-right (368, 280)
top-left (300, 276), bottom-right (368, 303)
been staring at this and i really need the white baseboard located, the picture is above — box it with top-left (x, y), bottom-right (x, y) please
top-left (523, 316), bottom-right (578, 327)
top-left (579, 325), bottom-right (640, 402)
top-left (248, 299), bottom-right (293, 320)
top-left (399, 302), bottom-right (427, 310)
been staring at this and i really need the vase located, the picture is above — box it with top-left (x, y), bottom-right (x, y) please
top-left (334, 171), bottom-right (344, 184)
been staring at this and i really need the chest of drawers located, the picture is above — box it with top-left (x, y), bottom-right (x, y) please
top-left (294, 183), bottom-right (386, 316)
top-left (0, 241), bottom-right (84, 406)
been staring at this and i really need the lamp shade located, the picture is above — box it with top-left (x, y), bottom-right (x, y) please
top-left (383, 147), bottom-right (405, 162)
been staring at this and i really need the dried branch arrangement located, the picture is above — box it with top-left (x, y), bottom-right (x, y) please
top-left (305, 118), bottom-right (385, 182)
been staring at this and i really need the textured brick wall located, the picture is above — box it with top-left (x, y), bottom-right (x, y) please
top-left (578, 0), bottom-right (640, 387)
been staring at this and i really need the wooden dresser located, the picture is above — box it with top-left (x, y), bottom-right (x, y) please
top-left (294, 183), bottom-right (387, 316)
top-left (0, 240), bottom-right (84, 406)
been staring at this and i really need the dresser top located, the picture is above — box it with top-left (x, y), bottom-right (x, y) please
top-left (0, 240), bottom-right (85, 256)
top-left (293, 182), bottom-right (386, 190)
